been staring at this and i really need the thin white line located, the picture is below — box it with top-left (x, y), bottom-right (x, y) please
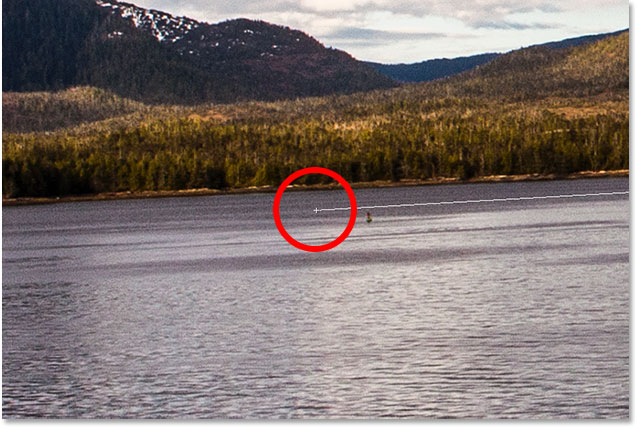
top-left (313, 191), bottom-right (629, 213)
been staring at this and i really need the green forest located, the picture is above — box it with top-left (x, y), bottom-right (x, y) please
top-left (2, 100), bottom-right (628, 197)
top-left (2, 31), bottom-right (629, 199)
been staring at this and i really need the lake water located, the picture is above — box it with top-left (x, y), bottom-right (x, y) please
top-left (2, 177), bottom-right (629, 418)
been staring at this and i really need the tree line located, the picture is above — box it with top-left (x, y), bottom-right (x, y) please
top-left (2, 108), bottom-right (628, 198)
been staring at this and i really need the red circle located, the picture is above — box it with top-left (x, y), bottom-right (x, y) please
top-left (273, 167), bottom-right (357, 252)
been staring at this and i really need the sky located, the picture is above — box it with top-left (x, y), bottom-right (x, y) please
top-left (129, 0), bottom-right (629, 63)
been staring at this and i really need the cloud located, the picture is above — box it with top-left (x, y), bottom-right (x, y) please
top-left (470, 20), bottom-right (560, 30)
top-left (325, 27), bottom-right (445, 43)
top-left (132, 0), bottom-right (624, 29)
top-left (129, 0), bottom-right (627, 62)
top-left (372, 0), bottom-right (621, 21)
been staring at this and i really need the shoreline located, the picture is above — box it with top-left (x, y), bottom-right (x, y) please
top-left (2, 169), bottom-right (629, 207)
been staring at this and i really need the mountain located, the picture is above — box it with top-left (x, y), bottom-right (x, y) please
top-left (367, 29), bottom-right (626, 83)
top-left (429, 29), bottom-right (629, 100)
top-left (2, 0), bottom-right (395, 104)
top-left (3, 30), bottom-right (628, 134)
top-left (366, 53), bottom-right (499, 83)
top-left (3, 30), bottom-right (628, 198)
top-left (535, 29), bottom-right (627, 50)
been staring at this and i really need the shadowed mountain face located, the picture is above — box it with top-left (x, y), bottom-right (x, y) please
top-left (2, 0), bottom-right (395, 104)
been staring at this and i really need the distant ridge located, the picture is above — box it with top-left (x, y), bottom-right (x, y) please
top-left (365, 53), bottom-right (499, 83)
top-left (367, 29), bottom-right (627, 83)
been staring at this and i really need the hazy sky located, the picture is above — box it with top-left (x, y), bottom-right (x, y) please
top-left (129, 0), bottom-right (628, 63)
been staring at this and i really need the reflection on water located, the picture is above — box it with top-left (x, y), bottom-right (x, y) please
top-left (2, 178), bottom-right (629, 418)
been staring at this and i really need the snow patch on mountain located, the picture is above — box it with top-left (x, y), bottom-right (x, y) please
top-left (96, 0), bottom-right (199, 43)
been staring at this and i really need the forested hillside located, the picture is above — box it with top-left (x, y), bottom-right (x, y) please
top-left (2, 87), bottom-right (149, 133)
top-left (367, 30), bottom-right (624, 83)
top-left (2, 31), bottom-right (628, 198)
top-left (428, 30), bottom-right (629, 100)
top-left (2, 0), bottom-right (395, 104)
